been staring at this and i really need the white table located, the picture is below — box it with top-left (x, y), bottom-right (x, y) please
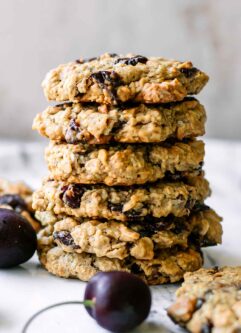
top-left (0, 139), bottom-right (240, 333)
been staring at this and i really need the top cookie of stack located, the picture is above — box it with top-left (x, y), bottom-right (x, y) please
top-left (33, 54), bottom-right (222, 285)
top-left (42, 53), bottom-right (208, 105)
top-left (35, 53), bottom-right (208, 145)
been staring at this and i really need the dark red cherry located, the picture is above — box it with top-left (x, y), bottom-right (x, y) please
top-left (84, 271), bottom-right (151, 332)
top-left (0, 208), bottom-right (37, 268)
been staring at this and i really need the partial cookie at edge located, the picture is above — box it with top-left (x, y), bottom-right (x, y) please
top-left (168, 266), bottom-right (241, 333)
top-left (0, 178), bottom-right (39, 231)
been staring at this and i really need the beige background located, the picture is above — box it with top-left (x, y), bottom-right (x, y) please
top-left (0, 0), bottom-right (240, 140)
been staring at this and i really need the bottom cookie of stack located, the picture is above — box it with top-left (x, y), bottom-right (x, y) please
top-left (39, 245), bottom-right (203, 285)
top-left (37, 209), bottom-right (222, 285)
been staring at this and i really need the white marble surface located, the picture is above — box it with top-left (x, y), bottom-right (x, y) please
top-left (0, 138), bottom-right (240, 333)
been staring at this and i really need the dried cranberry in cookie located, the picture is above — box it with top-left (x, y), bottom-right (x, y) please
top-left (114, 55), bottom-right (148, 66)
top-left (60, 184), bottom-right (85, 209)
top-left (180, 67), bottom-right (199, 78)
top-left (53, 231), bottom-right (80, 249)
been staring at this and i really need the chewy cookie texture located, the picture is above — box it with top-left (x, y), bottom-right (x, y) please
top-left (42, 53), bottom-right (209, 105)
top-left (33, 175), bottom-right (210, 221)
top-left (33, 98), bottom-right (206, 144)
top-left (33, 53), bottom-right (222, 284)
top-left (37, 209), bottom-right (222, 261)
top-left (38, 244), bottom-right (203, 285)
top-left (168, 266), bottom-right (241, 333)
top-left (0, 179), bottom-right (39, 231)
top-left (45, 140), bottom-right (204, 186)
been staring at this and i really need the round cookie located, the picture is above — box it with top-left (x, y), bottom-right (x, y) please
top-left (33, 98), bottom-right (206, 144)
top-left (42, 53), bottom-right (209, 105)
top-left (37, 209), bottom-right (222, 260)
top-left (38, 244), bottom-right (203, 285)
top-left (33, 175), bottom-right (210, 222)
top-left (0, 179), bottom-right (39, 231)
top-left (45, 140), bottom-right (204, 186)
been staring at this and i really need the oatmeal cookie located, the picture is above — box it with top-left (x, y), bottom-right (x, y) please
top-left (0, 179), bottom-right (39, 231)
top-left (37, 209), bottom-right (222, 260)
top-left (33, 175), bottom-right (210, 221)
top-left (38, 244), bottom-right (203, 285)
top-left (33, 98), bottom-right (206, 144)
top-left (42, 53), bottom-right (208, 104)
top-left (168, 266), bottom-right (241, 333)
top-left (45, 140), bottom-right (204, 186)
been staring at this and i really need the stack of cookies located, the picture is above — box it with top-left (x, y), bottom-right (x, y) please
top-left (33, 53), bottom-right (222, 285)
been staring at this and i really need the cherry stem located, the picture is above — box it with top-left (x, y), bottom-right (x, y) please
top-left (22, 300), bottom-right (95, 333)
top-left (83, 299), bottom-right (95, 308)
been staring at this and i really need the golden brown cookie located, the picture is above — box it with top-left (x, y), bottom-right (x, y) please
top-left (168, 266), bottom-right (241, 333)
top-left (33, 98), bottom-right (206, 144)
top-left (38, 243), bottom-right (203, 285)
top-left (37, 209), bottom-right (222, 260)
top-left (33, 175), bottom-right (210, 222)
top-left (42, 53), bottom-right (208, 105)
top-left (45, 140), bottom-right (204, 186)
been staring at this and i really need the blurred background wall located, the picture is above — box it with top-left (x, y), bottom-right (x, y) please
top-left (0, 0), bottom-right (240, 141)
